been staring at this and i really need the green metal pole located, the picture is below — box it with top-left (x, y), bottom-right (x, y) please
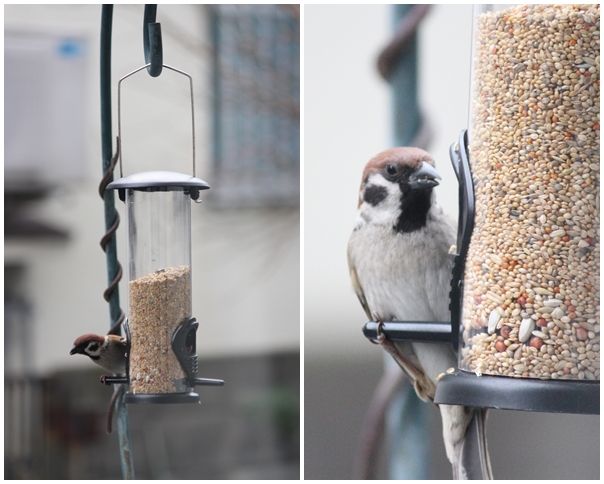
top-left (100, 5), bottom-right (135, 479)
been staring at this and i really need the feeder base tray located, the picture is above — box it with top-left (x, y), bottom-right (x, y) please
top-left (125, 391), bottom-right (200, 404)
top-left (434, 370), bottom-right (599, 415)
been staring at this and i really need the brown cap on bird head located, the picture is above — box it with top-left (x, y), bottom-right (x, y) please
top-left (70, 333), bottom-right (105, 355)
top-left (362, 147), bottom-right (435, 184)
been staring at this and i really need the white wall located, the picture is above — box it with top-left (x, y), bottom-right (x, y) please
top-left (304, 4), bottom-right (390, 355)
top-left (304, 4), bottom-right (472, 353)
top-left (5, 4), bottom-right (299, 375)
top-left (418, 4), bottom-right (473, 219)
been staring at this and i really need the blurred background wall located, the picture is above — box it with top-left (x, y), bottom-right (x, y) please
top-left (304, 4), bottom-right (599, 480)
top-left (5, 4), bottom-right (299, 479)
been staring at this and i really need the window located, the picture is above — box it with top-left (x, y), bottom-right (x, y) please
top-left (209, 5), bottom-right (300, 208)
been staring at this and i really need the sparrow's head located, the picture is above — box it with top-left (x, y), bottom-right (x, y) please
top-left (70, 333), bottom-right (127, 374)
top-left (357, 147), bottom-right (441, 232)
top-left (70, 333), bottom-right (107, 360)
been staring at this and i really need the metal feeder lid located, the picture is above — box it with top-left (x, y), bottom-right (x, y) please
top-left (106, 170), bottom-right (210, 201)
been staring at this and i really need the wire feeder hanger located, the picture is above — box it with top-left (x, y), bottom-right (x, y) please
top-left (117, 63), bottom-right (197, 180)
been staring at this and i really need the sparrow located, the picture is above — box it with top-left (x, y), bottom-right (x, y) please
top-left (70, 333), bottom-right (128, 434)
top-left (70, 333), bottom-right (127, 375)
top-left (347, 147), bottom-right (492, 480)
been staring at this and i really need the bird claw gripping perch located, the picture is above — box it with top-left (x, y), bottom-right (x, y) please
top-left (375, 322), bottom-right (436, 402)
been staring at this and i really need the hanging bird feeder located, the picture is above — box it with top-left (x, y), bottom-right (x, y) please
top-left (364, 3), bottom-right (599, 415)
top-left (103, 62), bottom-right (224, 404)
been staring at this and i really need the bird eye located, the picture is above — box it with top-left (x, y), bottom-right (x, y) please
top-left (386, 164), bottom-right (398, 176)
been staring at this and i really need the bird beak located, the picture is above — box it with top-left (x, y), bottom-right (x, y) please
top-left (408, 161), bottom-right (441, 190)
top-left (69, 346), bottom-right (81, 355)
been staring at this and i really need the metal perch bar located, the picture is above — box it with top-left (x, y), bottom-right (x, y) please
top-left (363, 321), bottom-right (453, 344)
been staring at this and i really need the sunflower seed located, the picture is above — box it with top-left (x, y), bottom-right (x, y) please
top-left (520, 318), bottom-right (535, 343)
top-left (488, 308), bottom-right (502, 334)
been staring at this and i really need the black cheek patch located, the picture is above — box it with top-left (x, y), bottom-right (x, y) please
top-left (363, 185), bottom-right (388, 206)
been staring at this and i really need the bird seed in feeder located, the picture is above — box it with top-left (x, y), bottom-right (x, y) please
top-left (461, 4), bottom-right (600, 381)
top-left (128, 265), bottom-right (192, 393)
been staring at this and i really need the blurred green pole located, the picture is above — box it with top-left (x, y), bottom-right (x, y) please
top-left (383, 4), bottom-right (431, 480)
top-left (100, 5), bottom-right (135, 479)
top-left (391, 5), bottom-right (421, 146)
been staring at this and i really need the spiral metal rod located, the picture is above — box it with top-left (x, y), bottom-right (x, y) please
top-left (98, 138), bottom-right (126, 335)
top-left (378, 4), bottom-right (432, 150)
top-left (377, 4), bottom-right (431, 81)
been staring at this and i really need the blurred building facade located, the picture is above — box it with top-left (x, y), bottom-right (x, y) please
top-left (5, 4), bottom-right (299, 479)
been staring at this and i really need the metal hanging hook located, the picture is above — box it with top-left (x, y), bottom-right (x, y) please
top-left (117, 63), bottom-right (197, 179)
top-left (143, 5), bottom-right (163, 77)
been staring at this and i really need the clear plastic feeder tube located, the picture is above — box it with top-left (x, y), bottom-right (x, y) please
top-left (126, 189), bottom-right (192, 394)
top-left (461, 4), bottom-right (600, 381)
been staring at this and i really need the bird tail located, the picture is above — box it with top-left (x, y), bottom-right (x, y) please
top-left (440, 405), bottom-right (493, 480)
top-left (106, 384), bottom-right (126, 434)
top-left (455, 408), bottom-right (493, 480)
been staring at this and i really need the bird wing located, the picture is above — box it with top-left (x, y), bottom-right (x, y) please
top-left (348, 249), bottom-right (373, 321)
top-left (349, 239), bottom-right (437, 399)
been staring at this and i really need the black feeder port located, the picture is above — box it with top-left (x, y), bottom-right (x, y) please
top-left (362, 131), bottom-right (599, 415)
